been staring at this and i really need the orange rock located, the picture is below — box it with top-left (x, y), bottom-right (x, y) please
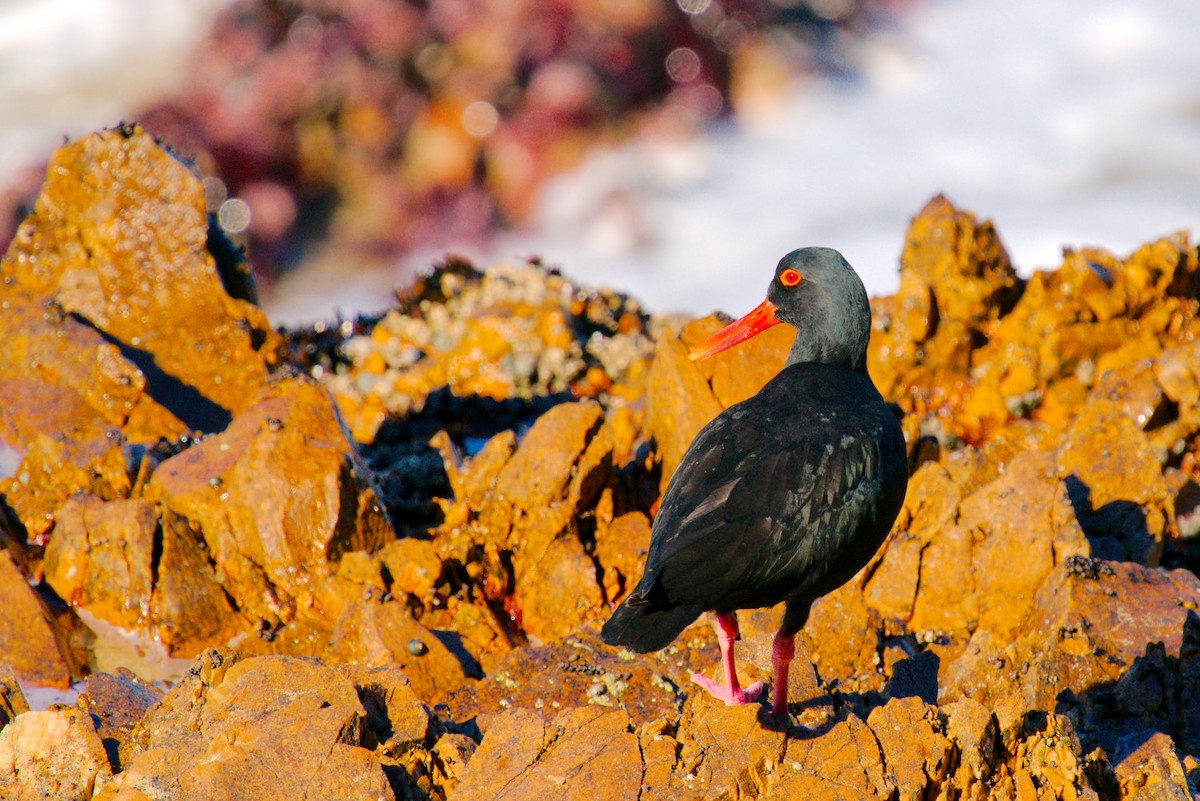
top-left (942, 559), bottom-right (1200, 735)
top-left (439, 626), bottom-right (693, 728)
top-left (150, 510), bottom-right (248, 657)
top-left (144, 375), bottom-right (391, 630)
top-left (865, 696), bottom-right (954, 797)
top-left (1056, 399), bottom-right (1171, 564)
top-left (967, 451), bottom-right (1091, 635)
top-left (0, 423), bottom-right (130, 545)
top-left (594, 510), bottom-right (651, 605)
top-left (101, 650), bottom-right (395, 801)
top-left (515, 534), bottom-right (604, 643)
top-left (76, 670), bottom-right (163, 772)
top-left (328, 597), bottom-right (474, 703)
top-left (644, 332), bottom-right (720, 492)
top-left (942, 699), bottom-right (1000, 789)
top-left (0, 551), bottom-right (73, 689)
top-left (769, 712), bottom-right (890, 799)
top-left (0, 707), bottom-right (112, 800)
top-left (698, 317), bottom-right (791, 409)
top-left (438, 400), bottom-right (613, 640)
top-left (1112, 731), bottom-right (1193, 800)
top-left (899, 195), bottom-right (1020, 328)
top-left (897, 450), bottom-right (1090, 639)
top-left (336, 663), bottom-right (430, 756)
top-left (2, 126), bottom-right (279, 433)
top-left (377, 537), bottom-right (443, 602)
top-left (490, 400), bottom-right (605, 524)
top-left (803, 582), bottom-right (885, 691)
top-left (450, 706), bottom-right (642, 801)
top-left (0, 291), bottom-right (183, 441)
top-left (43, 496), bottom-right (156, 632)
top-left (0, 665), bottom-right (30, 728)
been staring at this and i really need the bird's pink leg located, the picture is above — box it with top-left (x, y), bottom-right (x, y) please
top-left (691, 613), bottom-right (764, 705)
top-left (770, 630), bottom-right (796, 720)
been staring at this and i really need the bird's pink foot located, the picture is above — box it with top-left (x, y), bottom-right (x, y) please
top-left (690, 673), bottom-right (764, 706)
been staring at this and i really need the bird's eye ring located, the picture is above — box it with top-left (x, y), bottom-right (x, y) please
top-left (780, 269), bottom-right (802, 287)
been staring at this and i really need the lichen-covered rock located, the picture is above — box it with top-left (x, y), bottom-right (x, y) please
top-left (0, 385), bottom-right (131, 545)
top-left (644, 331), bottom-right (722, 492)
top-left (941, 559), bottom-right (1200, 736)
top-left (102, 649), bottom-right (396, 801)
top-left (324, 261), bottom-right (653, 443)
top-left (864, 449), bottom-right (1090, 642)
top-left (670, 692), bottom-right (789, 798)
top-left (1, 125), bottom-right (279, 434)
top-left (336, 663), bottom-right (430, 757)
top-left (428, 399), bottom-right (613, 644)
top-left (899, 194), bottom-right (1021, 328)
top-left (1057, 399), bottom-right (1172, 564)
top-left (449, 706), bottom-right (643, 801)
top-left (0, 288), bottom-right (184, 444)
top-left (143, 374), bottom-right (391, 638)
top-left (11, 154), bottom-right (1200, 801)
top-left (767, 713), bottom-right (889, 799)
top-left (328, 596), bottom-right (475, 703)
top-left (440, 625), bottom-right (704, 728)
top-left (865, 696), bottom-right (954, 799)
top-left (1111, 730), bottom-right (1193, 800)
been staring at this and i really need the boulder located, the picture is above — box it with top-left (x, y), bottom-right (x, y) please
top-left (0, 707), bottom-right (112, 801)
top-left (102, 649), bottom-right (396, 801)
top-left (329, 596), bottom-right (475, 704)
top-left (1, 125), bottom-right (279, 435)
top-left (439, 626), bottom-right (696, 728)
top-left (143, 374), bottom-right (391, 637)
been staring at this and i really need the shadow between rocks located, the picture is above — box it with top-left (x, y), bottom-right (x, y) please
top-left (1063, 474), bottom-right (1154, 563)
top-left (351, 386), bottom-right (576, 534)
top-left (72, 313), bottom-right (233, 433)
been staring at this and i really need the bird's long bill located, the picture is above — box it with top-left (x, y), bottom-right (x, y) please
top-left (688, 299), bottom-right (782, 361)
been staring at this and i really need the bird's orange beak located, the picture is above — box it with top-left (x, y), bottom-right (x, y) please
top-left (688, 299), bottom-right (782, 361)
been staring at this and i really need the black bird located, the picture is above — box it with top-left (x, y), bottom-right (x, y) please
top-left (601, 247), bottom-right (908, 720)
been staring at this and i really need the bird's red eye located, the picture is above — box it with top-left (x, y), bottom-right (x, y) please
top-left (780, 269), bottom-right (802, 287)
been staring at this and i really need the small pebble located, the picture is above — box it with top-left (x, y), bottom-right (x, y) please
top-left (407, 638), bottom-right (428, 656)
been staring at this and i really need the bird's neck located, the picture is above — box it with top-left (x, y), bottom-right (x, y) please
top-left (784, 330), bottom-right (868, 373)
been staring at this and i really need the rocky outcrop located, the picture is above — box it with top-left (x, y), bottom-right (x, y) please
top-left (4, 129), bottom-right (1200, 799)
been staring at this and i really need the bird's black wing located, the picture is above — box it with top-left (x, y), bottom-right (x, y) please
top-left (632, 365), bottom-right (903, 613)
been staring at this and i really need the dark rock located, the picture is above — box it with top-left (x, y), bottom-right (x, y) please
top-left (0, 665), bottom-right (30, 730)
top-left (76, 669), bottom-right (163, 772)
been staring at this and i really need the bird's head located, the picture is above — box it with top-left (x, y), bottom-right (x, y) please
top-left (690, 247), bottom-right (871, 371)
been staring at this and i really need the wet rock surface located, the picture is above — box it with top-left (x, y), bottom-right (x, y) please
top-left (4, 131), bottom-right (1200, 798)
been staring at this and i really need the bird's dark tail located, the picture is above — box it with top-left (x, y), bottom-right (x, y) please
top-left (601, 600), bottom-right (705, 653)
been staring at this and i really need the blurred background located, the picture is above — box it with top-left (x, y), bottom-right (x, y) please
top-left (1, 0), bottom-right (1198, 325)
